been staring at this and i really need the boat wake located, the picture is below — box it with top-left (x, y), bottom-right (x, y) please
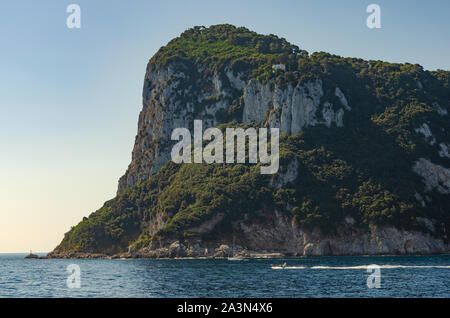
top-left (311, 265), bottom-right (450, 269)
top-left (271, 265), bottom-right (450, 270)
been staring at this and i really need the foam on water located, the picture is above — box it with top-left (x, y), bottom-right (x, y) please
top-left (310, 265), bottom-right (450, 270)
top-left (270, 264), bottom-right (450, 270)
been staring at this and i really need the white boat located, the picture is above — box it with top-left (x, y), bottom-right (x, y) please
top-left (271, 263), bottom-right (306, 270)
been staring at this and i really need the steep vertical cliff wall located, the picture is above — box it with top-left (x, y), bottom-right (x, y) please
top-left (118, 70), bottom-right (351, 193)
top-left (49, 25), bottom-right (450, 258)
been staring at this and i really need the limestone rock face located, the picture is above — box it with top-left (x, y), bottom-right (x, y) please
top-left (168, 241), bottom-right (186, 257)
top-left (334, 87), bottom-right (351, 111)
top-left (236, 210), bottom-right (449, 256)
top-left (413, 158), bottom-right (450, 194)
top-left (439, 143), bottom-right (450, 159)
top-left (242, 79), bottom-right (349, 134)
top-left (433, 102), bottom-right (448, 116)
top-left (415, 123), bottom-right (436, 145)
top-left (118, 63), bottom-right (351, 193)
top-left (118, 64), bottom-right (231, 193)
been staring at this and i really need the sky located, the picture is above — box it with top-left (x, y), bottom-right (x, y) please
top-left (0, 0), bottom-right (449, 253)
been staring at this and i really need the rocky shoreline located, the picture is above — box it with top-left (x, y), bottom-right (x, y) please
top-left (45, 225), bottom-right (450, 259)
top-left (43, 251), bottom-right (286, 260)
top-left (43, 250), bottom-right (450, 260)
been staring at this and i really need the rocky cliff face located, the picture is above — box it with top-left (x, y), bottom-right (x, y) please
top-left (125, 212), bottom-right (449, 258)
top-left (118, 69), bottom-right (351, 193)
top-left (49, 25), bottom-right (450, 258)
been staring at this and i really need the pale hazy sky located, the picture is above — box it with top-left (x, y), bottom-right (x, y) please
top-left (1, 0), bottom-right (449, 253)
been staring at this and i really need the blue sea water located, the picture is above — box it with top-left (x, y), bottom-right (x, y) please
top-left (0, 253), bottom-right (449, 297)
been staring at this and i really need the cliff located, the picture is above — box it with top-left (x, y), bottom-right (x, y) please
top-left (49, 25), bottom-right (450, 258)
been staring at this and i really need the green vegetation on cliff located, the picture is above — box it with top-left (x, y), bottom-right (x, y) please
top-left (54, 25), bottom-right (450, 255)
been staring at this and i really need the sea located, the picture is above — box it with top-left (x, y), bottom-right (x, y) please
top-left (0, 253), bottom-right (449, 297)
